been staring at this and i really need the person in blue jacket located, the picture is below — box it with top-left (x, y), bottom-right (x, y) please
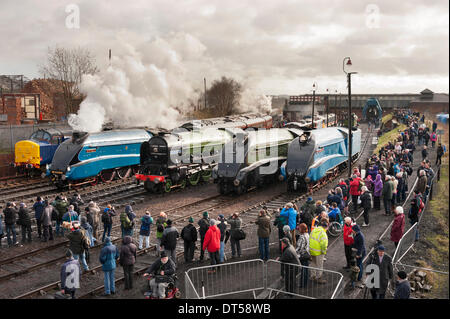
top-left (352, 224), bottom-right (366, 282)
top-left (280, 202), bottom-right (298, 246)
top-left (327, 202), bottom-right (342, 223)
top-left (99, 236), bottom-right (119, 296)
top-left (32, 196), bottom-right (45, 239)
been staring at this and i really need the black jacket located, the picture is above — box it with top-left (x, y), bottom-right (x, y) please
top-left (280, 244), bottom-right (300, 265)
top-left (18, 207), bottom-right (32, 227)
top-left (181, 224), bottom-right (198, 242)
top-left (408, 198), bottom-right (420, 223)
top-left (161, 226), bottom-right (179, 251)
top-left (394, 280), bottom-right (411, 299)
top-left (360, 192), bottom-right (372, 210)
top-left (198, 217), bottom-right (210, 237)
top-left (119, 236), bottom-right (137, 266)
top-left (146, 258), bottom-right (176, 276)
top-left (217, 221), bottom-right (227, 242)
top-left (368, 253), bottom-right (393, 294)
top-left (299, 210), bottom-right (313, 231)
top-left (66, 229), bottom-right (89, 255)
top-left (3, 207), bottom-right (18, 225)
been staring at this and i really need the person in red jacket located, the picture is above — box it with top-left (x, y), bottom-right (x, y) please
top-left (353, 167), bottom-right (361, 177)
top-left (202, 219), bottom-right (221, 270)
top-left (391, 206), bottom-right (405, 248)
top-left (349, 174), bottom-right (362, 213)
top-left (343, 217), bottom-right (355, 269)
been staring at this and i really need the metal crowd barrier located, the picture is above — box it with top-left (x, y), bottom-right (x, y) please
top-left (184, 259), bottom-right (266, 299)
top-left (184, 259), bottom-right (344, 299)
top-left (392, 165), bottom-right (440, 265)
top-left (265, 260), bottom-right (344, 299)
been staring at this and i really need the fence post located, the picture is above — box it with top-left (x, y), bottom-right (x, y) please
top-left (429, 183), bottom-right (433, 201)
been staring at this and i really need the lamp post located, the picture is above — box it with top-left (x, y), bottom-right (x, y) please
top-left (343, 57), bottom-right (357, 178)
top-left (311, 82), bottom-right (317, 129)
top-left (334, 90), bottom-right (338, 126)
top-left (326, 88), bottom-right (329, 127)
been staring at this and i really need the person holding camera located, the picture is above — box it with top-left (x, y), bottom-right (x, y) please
top-left (227, 213), bottom-right (243, 258)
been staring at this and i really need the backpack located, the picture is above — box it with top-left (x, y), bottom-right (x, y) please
top-left (101, 211), bottom-right (109, 224)
top-left (157, 223), bottom-right (165, 233)
top-left (121, 213), bottom-right (132, 229)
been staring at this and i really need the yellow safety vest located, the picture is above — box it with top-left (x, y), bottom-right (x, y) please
top-left (309, 226), bottom-right (328, 256)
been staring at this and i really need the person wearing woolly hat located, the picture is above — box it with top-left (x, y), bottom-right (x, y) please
top-left (394, 271), bottom-right (411, 299)
top-left (101, 206), bottom-right (115, 243)
top-left (60, 249), bottom-right (80, 299)
top-left (181, 217), bottom-right (198, 263)
top-left (18, 202), bottom-right (32, 244)
top-left (160, 218), bottom-right (179, 265)
top-left (66, 220), bottom-right (90, 272)
top-left (216, 214), bottom-right (227, 263)
top-left (80, 216), bottom-right (95, 247)
top-left (143, 249), bottom-right (176, 298)
top-left (198, 211), bottom-right (210, 261)
top-left (155, 212), bottom-right (167, 257)
top-left (99, 236), bottom-right (119, 296)
top-left (139, 211), bottom-right (153, 250)
top-left (203, 218), bottom-right (221, 269)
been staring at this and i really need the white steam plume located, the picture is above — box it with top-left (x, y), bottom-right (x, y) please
top-left (68, 32), bottom-right (206, 132)
top-left (238, 88), bottom-right (272, 115)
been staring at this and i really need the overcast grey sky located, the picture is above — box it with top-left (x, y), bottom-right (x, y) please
top-left (0, 0), bottom-right (448, 94)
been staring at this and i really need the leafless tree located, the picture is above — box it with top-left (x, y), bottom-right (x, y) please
top-left (206, 77), bottom-right (242, 116)
top-left (39, 46), bottom-right (98, 115)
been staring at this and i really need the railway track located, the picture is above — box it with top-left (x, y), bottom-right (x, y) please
top-left (8, 125), bottom-right (375, 299)
top-left (9, 192), bottom-right (249, 299)
top-left (0, 181), bottom-right (217, 283)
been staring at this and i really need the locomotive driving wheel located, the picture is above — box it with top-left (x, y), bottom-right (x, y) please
top-left (201, 170), bottom-right (212, 182)
top-left (100, 170), bottom-right (115, 182)
top-left (164, 179), bottom-right (173, 193)
top-left (188, 172), bottom-right (200, 186)
top-left (117, 167), bottom-right (130, 179)
top-left (179, 178), bottom-right (186, 189)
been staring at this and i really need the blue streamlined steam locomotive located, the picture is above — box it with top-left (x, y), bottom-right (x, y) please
top-left (362, 98), bottom-right (382, 125)
top-left (281, 127), bottom-right (362, 192)
top-left (47, 129), bottom-right (153, 188)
